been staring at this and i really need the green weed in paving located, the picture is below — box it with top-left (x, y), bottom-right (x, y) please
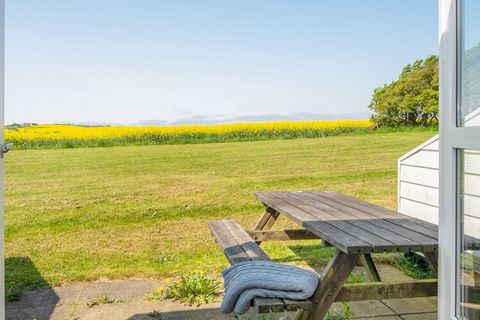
top-left (5, 130), bottom-right (437, 296)
top-left (395, 253), bottom-right (435, 279)
top-left (164, 272), bottom-right (219, 306)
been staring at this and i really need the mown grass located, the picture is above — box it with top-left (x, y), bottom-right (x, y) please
top-left (5, 129), bottom-right (437, 296)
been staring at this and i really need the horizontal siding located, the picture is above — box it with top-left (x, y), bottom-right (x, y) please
top-left (400, 150), bottom-right (439, 169)
top-left (464, 215), bottom-right (480, 239)
top-left (464, 194), bottom-right (480, 219)
top-left (464, 173), bottom-right (480, 197)
top-left (465, 150), bottom-right (480, 174)
top-left (399, 181), bottom-right (438, 207)
top-left (399, 198), bottom-right (439, 224)
top-left (399, 165), bottom-right (439, 188)
top-left (399, 115), bottom-right (480, 235)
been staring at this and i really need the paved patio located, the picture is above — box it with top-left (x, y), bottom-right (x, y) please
top-left (6, 265), bottom-right (438, 320)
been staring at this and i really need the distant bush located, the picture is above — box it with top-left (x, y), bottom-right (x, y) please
top-left (369, 56), bottom-right (439, 127)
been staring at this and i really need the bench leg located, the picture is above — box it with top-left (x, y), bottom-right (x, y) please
top-left (308, 250), bottom-right (361, 320)
top-left (253, 207), bottom-right (280, 244)
top-left (361, 254), bottom-right (381, 282)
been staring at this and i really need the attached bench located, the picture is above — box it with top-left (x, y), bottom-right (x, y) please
top-left (208, 219), bottom-right (312, 318)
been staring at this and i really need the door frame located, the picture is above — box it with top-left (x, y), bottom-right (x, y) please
top-left (439, 0), bottom-right (480, 319)
top-left (0, 0), bottom-right (5, 317)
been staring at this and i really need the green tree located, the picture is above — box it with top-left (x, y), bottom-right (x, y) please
top-left (369, 55), bottom-right (439, 127)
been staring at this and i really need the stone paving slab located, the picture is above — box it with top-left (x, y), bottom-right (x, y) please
top-left (402, 313), bottom-right (438, 320)
top-left (6, 283), bottom-right (85, 309)
top-left (353, 317), bottom-right (401, 320)
top-left (6, 304), bottom-right (74, 320)
top-left (79, 279), bottom-right (164, 304)
top-left (381, 297), bottom-right (437, 314)
top-left (6, 276), bottom-right (439, 320)
top-left (331, 300), bottom-right (396, 318)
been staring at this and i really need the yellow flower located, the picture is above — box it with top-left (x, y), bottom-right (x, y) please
top-left (157, 286), bottom-right (164, 292)
top-left (5, 120), bottom-right (372, 145)
top-left (164, 278), bottom-right (171, 284)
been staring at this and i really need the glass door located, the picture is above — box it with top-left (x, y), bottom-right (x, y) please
top-left (439, 0), bottom-right (480, 319)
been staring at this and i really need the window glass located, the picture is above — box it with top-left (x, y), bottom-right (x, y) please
top-left (459, 0), bottom-right (480, 126)
top-left (458, 149), bottom-right (480, 320)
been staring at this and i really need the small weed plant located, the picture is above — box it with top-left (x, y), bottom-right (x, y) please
top-left (346, 272), bottom-right (365, 283)
top-left (87, 293), bottom-right (115, 308)
top-left (395, 253), bottom-right (434, 279)
top-left (6, 282), bottom-right (21, 302)
top-left (325, 303), bottom-right (351, 320)
top-left (152, 272), bottom-right (219, 306)
top-left (146, 286), bottom-right (165, 302)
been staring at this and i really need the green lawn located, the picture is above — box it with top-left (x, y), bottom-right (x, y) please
top-left (5, 130), bottom-right (437, 294)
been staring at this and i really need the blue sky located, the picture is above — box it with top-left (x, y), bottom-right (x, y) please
top-left (6, 0), bottom-right (438, 125)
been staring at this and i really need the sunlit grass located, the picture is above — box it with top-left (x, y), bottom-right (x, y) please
top-left (5, 130), bottom-right (437, 294)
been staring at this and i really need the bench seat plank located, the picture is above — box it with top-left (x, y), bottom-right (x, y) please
top-left (208, 219), bottom-right (311, 314)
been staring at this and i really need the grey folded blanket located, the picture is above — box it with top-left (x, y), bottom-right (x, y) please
top-left (221, 261), bottom-right (320, 315)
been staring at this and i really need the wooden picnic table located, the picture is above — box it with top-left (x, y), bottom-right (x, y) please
top-left (251, 190), bottom-right (442, 320)
top-left (209, 190), bottom-right (480, 319)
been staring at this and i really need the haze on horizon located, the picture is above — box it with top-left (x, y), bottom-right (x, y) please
top-left (6, 0), bottom-right (438, 125)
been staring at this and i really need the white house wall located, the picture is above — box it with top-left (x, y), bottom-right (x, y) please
top-left (398, 119), bottom-right (480, 239)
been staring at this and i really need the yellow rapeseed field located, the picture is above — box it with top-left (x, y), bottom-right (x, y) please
top-left (5, 120), bottom-right (372, 149)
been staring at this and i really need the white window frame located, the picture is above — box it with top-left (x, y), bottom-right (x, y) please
top-left (439, 0), bottom-right (480, 319)
top-left (0, 0), bottom-right (5, 319)
top-left (0, 0), bottom-right (5, 318)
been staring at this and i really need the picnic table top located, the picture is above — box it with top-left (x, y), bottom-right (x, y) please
top-left (253, 190), bottom-right (447, 254)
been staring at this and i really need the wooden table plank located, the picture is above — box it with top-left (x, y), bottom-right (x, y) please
top-left (296, 191), bottom-right (426, 251)
top-left (255, 192), bottom-right (372, 254)
top-left (254, 190), bottom-right (441, 253)
top-left (282, 193), bottom-right (399, 252)
top-left (305, 191), bottom-right (438, 252)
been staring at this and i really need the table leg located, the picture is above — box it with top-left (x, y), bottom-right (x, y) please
top-left (308, 250), bottom-right (361, 320)
top-left (253, 207), bottom-right (280, 244)
top-left (361, 254), bottom-right (382, 282)
top-left (253, 207), bottom-right (280, 230)
top-left (423, 252), bottom-right (438, 276)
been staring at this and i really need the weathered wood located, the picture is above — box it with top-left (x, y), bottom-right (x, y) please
top-left (222, 219), bottom-right (271, 261)
top-left (308, 250), bottom-right (360, 320)
top-left (283, 193), bottom-right (398, 252)
top-left (283, 299), bottom-right (313, 312)
top-left (207, 220), bottom-right (252, 264)
top-left (209, 219), bottom-right (309, 314)
top-left (253, 207), bottom-right (280, 230)
top-left (253, 207), bottom-right (280, 244)
top-left (335, 279), bottom-right (438, 301)
top-left (309, 191), bottom-right (438, 251)
top-left (254, 298), bottom-right (313, 314)
top-left (254, 191), bottom-right (440, 253)
top-left (300, 191), bottom-right (431, 251)
top-left (246, 229), bottom-right (320, 242)
top-left (256, 193), bottom-right (372, 254)
top-left (423, 252), bottom-right (438, 276)
top-left (361, 254), bottom-right (381, 282)
top-left (254, 298), bottom-right (285, 313)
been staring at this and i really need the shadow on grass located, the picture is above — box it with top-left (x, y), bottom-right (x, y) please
top-left (5, 257), bottom-right (59, 320)
top-left (272, 242), bottom-right (335, 274)
top-left (272, 243), bottom-right (367, 283)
